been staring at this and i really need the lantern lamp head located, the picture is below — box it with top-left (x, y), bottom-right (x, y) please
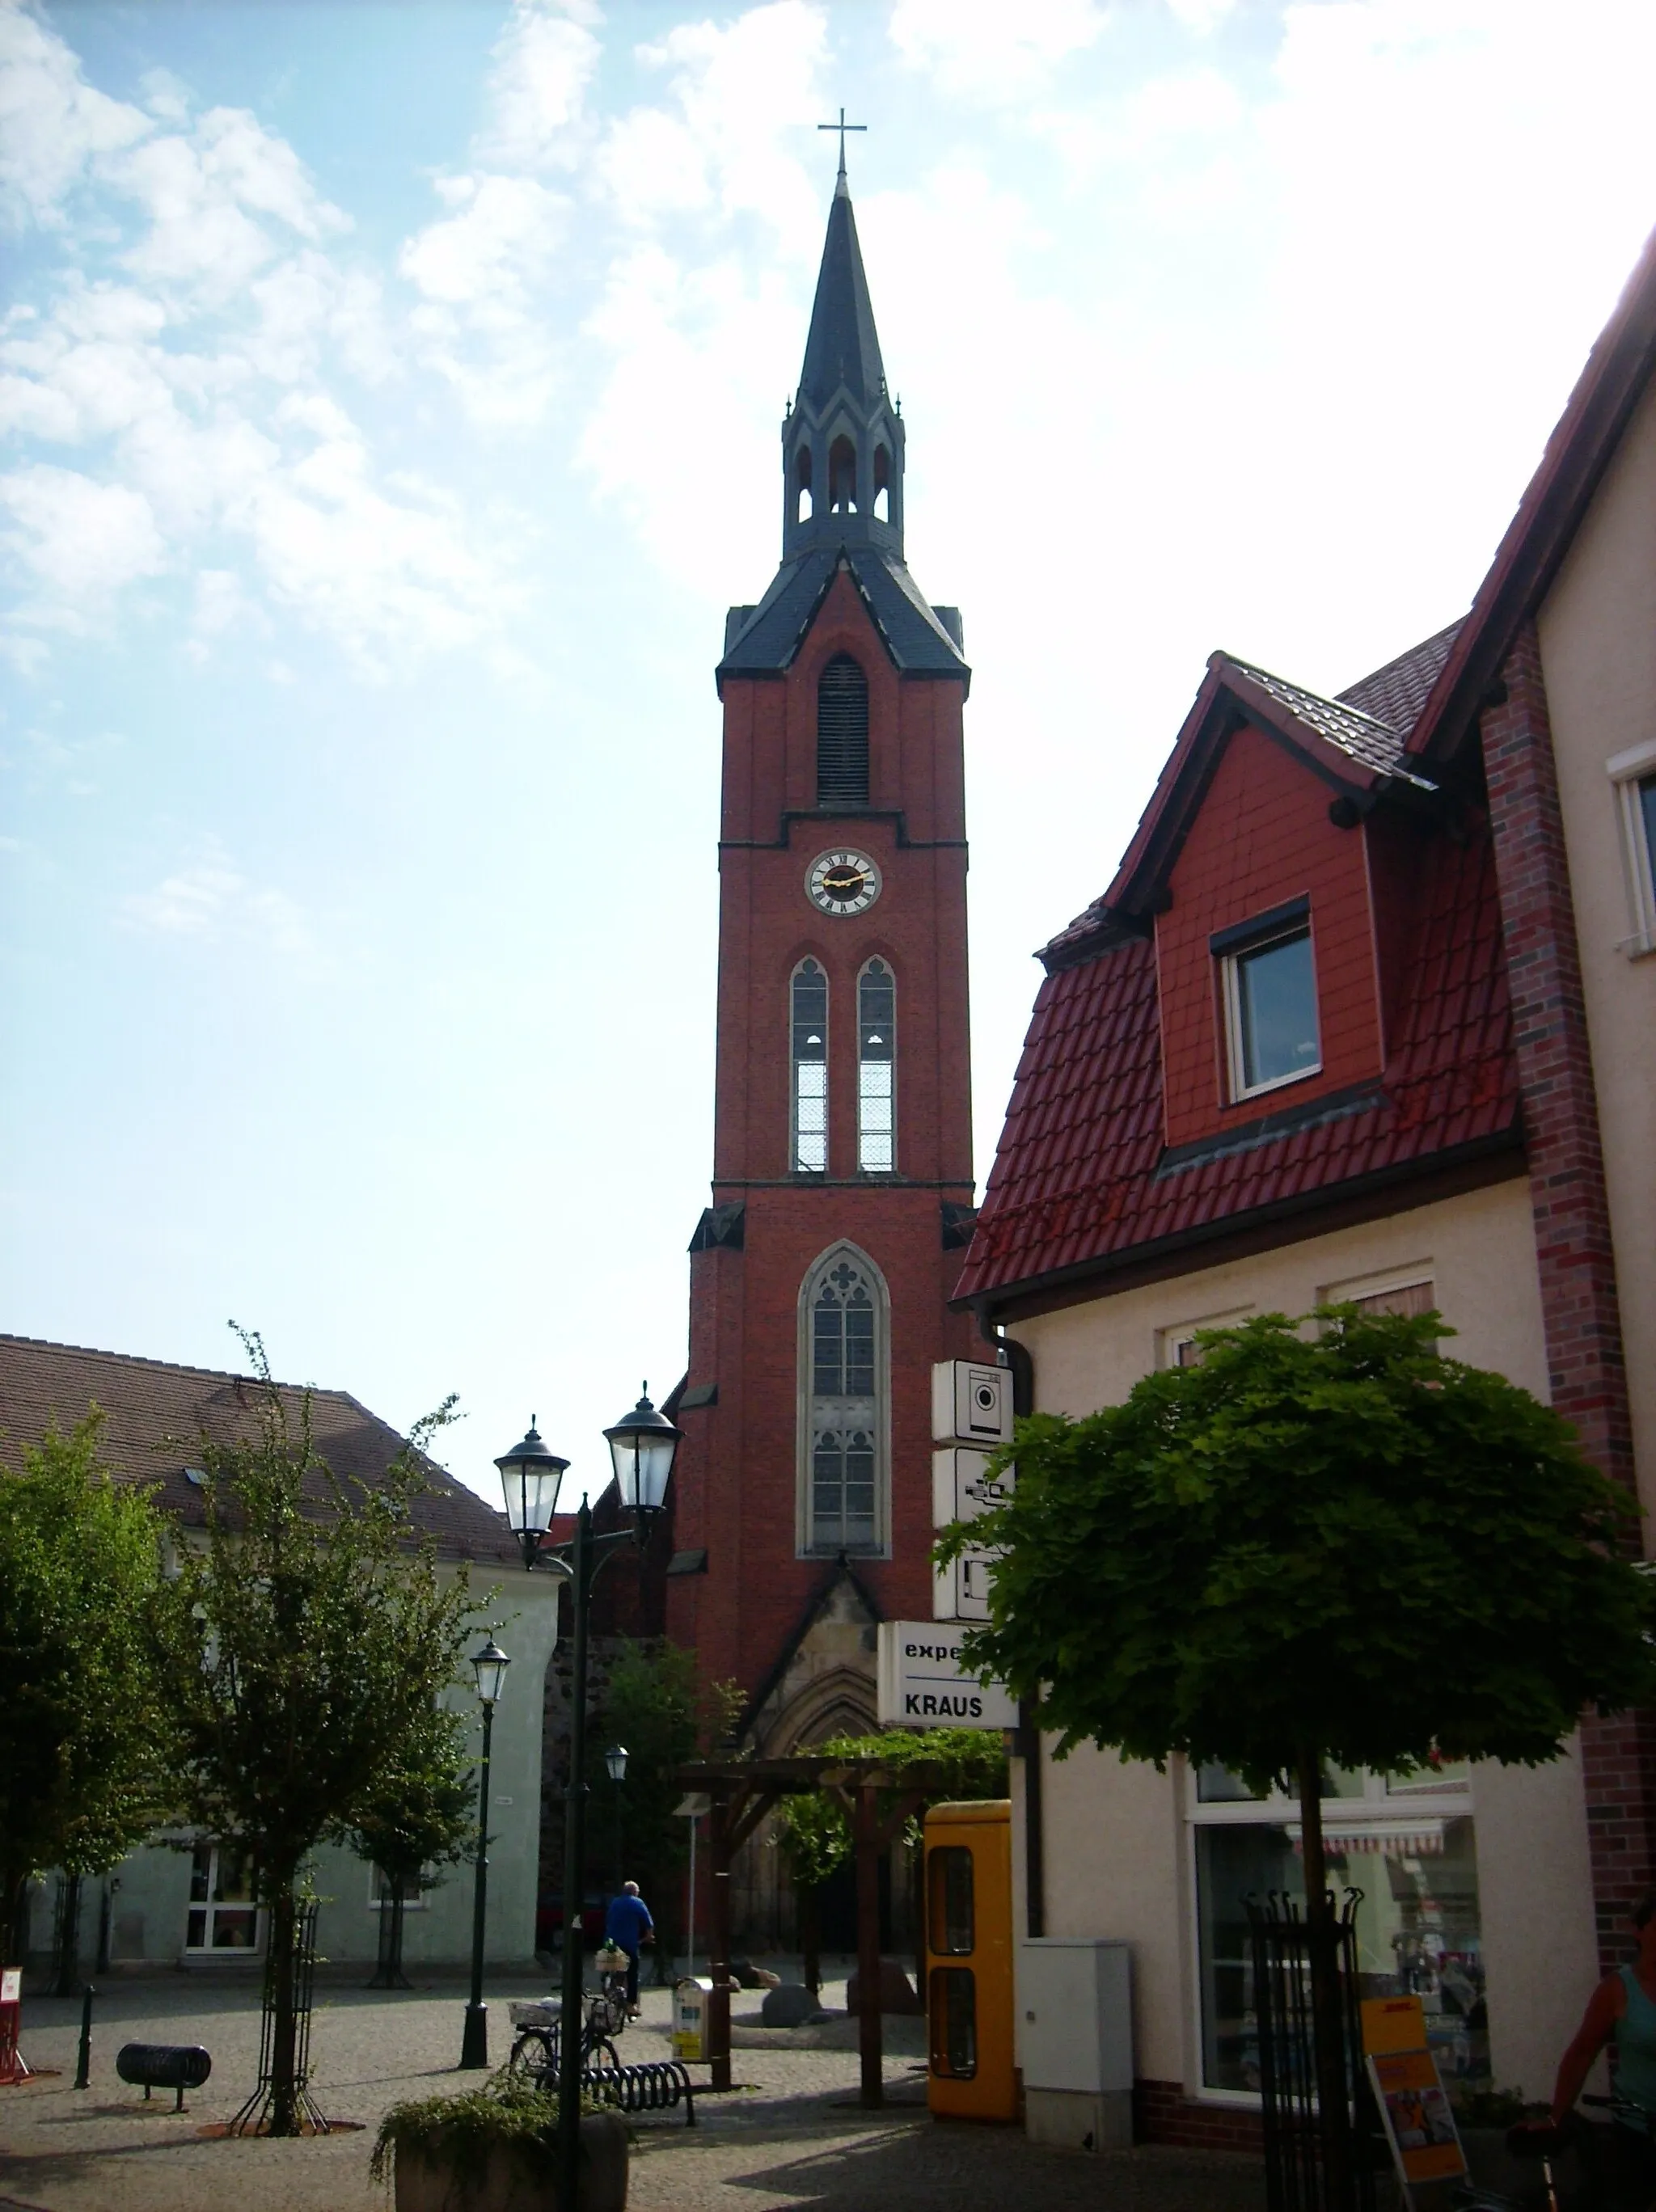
top-left (494, 1417), bottom-right (570, 1572)
top-left (602, 1384), bottom-right (682, 1525)
top-left (605, 1743), bottom-right (629, 1784)
top-left (471, 1635), bottom-right (511, 1707)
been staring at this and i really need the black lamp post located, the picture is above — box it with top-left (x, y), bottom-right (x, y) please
top-left (604, 1744), bottom-right (628, 1898)
top-left (493, 1386), bottom-right (679, 2212)
top-left (458, 1634), bottom-right (511, 2069)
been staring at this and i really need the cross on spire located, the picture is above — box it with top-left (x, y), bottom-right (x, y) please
top-left (817, 106), bottom-right (867, 179)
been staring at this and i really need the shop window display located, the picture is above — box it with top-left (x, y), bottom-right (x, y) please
top-left (1189, 1764), bottom-right (1485, 2097)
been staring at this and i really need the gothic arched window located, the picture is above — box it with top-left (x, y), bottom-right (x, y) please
top-left (817, 654), bottom-right (869, 808)
top-left (858, 959), bottom-right (895, 1173)
top-left (794, 444), bottom-right (813, 524)
top-left (800, 1245), bottom-right (889, 1555)
top-left (791, 959), bottom-right (828, 1173)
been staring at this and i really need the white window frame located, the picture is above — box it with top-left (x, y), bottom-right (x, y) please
top-left (1317, 1266), bottom-right (1436, 1319)
top-left (1220, 923), bottom-right (1323, 1104)
top-left (184, 1840), bottom-right (264, 1955)
top-left (1181, 1756), bottom-right (1476, 2108)
top-left (790, 958), bottom-right (830, 1174)
top-left (1159, 1305), bottom-right (1253, 1369)
top-left (796, 1241), bottom-right (891, 1558)
top-left (856, 957), bottom-right (896, 1175)
top-left (1607, 738), bottom-right (1656, 958)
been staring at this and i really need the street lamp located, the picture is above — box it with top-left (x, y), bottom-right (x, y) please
top-left (458, 1635), bottom-right (511, 2070)
top-left (492, 1385), bottom-right (680, 2212)
top-left (495, 1420), bottom-right (571, 1572)
top-left (604, 1745), bottom-right (628, 1900)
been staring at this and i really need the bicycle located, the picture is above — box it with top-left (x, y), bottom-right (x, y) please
top-left (507, 2000), bottom-right (621, 2088)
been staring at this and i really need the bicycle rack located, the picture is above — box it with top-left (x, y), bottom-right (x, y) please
top-left (582, 2058), bottom-right (697, 2128)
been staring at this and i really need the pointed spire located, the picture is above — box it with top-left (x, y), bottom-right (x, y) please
top-left (797, 176), bottom-right (885, 414)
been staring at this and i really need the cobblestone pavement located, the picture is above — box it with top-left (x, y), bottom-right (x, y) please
top-left (0, 1968), bottom-right (1266, 2212)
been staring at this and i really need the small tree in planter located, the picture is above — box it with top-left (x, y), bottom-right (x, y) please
top-left (774, 1792), bottom-right (848, 1996)
top-left (940, 1307), bottom-right (1656, 2210)
top-left (371, 2075), bottom-right (627, 2212)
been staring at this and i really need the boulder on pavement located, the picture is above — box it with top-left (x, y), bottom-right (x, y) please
top-left (760, 1982), bottom-right (822, 2028)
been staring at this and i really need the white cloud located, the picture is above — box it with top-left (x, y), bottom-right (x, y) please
top-left (888, 0), bottom-right (1108, 104)
top-left (0, 2), bottom-right (151, 224)
top-left (0, 10), bottom-right (522, 669)
top-left (1165, 0), bottom-right (1238, 32)
top-left (120, 847), bottom-right (314, 956)
top-left (0, 463), bottom-right (166, 607)
top-left (476, 0), bottom-right (602, 171)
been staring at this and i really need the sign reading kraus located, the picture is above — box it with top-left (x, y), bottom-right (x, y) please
top-left (876, 1619), bottom-right (1019, 1731)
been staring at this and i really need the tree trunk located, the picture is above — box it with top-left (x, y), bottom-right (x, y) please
top-left (800, 1881), bottom-right (822, 1997)
top-left (53, 1874), bottom-right (82, 1998)
top-left (1296, 1750), bottom-right (1354, 2212)
top-left (387, 1872), bottom-right (408, 1989)
top-left (267, 1880), bottom-right (300, 2137)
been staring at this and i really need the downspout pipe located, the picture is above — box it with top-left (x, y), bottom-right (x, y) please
top-left (978, 1310), bottom-right (1041, 1938)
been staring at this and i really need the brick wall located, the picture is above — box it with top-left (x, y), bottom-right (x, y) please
top-left (1157, 720), bottom-right (1383, 1151)
top-left (1481, 619), bottom-right (1647, 1967)
top-left (1134, 2076), bottom-right (1263, 2154)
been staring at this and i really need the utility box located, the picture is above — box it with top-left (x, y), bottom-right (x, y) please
top-left (672, 1977), bottom-right (712, 2061)
top-left (1017, 1938), bottom-right (1134, 2151)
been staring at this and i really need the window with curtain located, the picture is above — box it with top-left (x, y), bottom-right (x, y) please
top-left (858, 958), bottom-right (895, 1172)
top-left (791, 959), bottom-right (828, 1173)
top-left (801, 1247), bottom-right (887, 1554)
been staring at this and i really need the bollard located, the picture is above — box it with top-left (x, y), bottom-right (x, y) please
top-left (74, 1983), bottom-right (94, 2090)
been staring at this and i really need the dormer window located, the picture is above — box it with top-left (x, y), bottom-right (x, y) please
top-left (1214, 898), bottom-right (1321, 1102)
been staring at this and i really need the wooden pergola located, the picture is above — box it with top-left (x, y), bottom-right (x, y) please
top-left (674, 1754), bottom-right (967, 2108)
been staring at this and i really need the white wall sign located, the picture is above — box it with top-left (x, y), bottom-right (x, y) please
top-left (877, 1619), bottom-right (1018, 1730)
top-left (932, 1445), bottom-right (1013, 1623)
top-left (932, 1360), bottom-right (1015, 1447)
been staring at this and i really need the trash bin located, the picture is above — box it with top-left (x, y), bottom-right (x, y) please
top-left (673, 1977), bottom-right (713, 2060)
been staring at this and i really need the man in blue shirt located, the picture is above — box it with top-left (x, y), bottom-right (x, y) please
top-left (603, 1881), bottom-right (653, 2015)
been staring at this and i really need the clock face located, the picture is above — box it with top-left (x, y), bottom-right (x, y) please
top-left (806, 848), bottom-right (882, 916)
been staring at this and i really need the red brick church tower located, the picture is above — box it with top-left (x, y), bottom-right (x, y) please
top-left (664, 153), bottom-right (978, 1755)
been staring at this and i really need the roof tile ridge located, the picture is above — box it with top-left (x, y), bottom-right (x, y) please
top-left (0, 1331), bottom-right (362, 1405)
top-left (1219, 650), bottom-right (1402, 737)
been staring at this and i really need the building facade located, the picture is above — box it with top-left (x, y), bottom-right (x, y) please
top-left (953, 226), bottom-right (1656, 2146)
top-left (663, 155), bottom-right (979, 1783)
top-left (1, 1333), bottom-right (558, 1982)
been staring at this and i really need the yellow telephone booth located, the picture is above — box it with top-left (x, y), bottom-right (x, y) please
top-left (923, 1799), bottom-right (1016, 2121)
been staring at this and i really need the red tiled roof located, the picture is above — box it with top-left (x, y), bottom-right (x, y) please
top-left (1337, 620), bottom-right (1461, 732)
top-left (0, 1334), bottom-right (520, 1567)
top-left (954, 821), bottom-right (1519, 1307)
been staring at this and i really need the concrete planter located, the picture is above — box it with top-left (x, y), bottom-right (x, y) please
top-left (392, 2113), bottom-right (628, 2212)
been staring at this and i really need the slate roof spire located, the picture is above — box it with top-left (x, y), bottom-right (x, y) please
top-left (781, 163), bottom-right (904, 559)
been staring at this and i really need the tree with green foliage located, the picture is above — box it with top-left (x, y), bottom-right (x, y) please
top-left (172, 1331), bottom-right (479, 2134)
top-left (773, 1727), bottom-right (1008, 1992)
top-left (584, 1641), bottom-right (740, 1973)
top-left (0, 1415), bottom-right (182, 1965)
top-left (939, 1307), bottom-right (1656, 2207)
top-left (349, 1701), bottom-right (475, 1989)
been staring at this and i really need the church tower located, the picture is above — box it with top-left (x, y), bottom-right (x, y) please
top-left (665, 154), bottom-right (978, 1755)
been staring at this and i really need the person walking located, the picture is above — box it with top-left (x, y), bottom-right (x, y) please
top-left (604, 1880), bottom-right (653, 2017)
top-left (1527, 1893), bottom-right (1656, 2211)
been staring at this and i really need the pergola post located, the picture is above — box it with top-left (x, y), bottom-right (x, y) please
top-left (707, 1786), bottom-right (733, 2093)
top-left (855, 1779), bottom-right (883, 2109)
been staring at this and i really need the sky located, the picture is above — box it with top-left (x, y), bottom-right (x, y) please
top-left (3, 0), bottom-right (1655, 1511)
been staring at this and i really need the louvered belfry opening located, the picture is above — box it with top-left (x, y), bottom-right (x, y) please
top-left (817, 653), bottom-right (869, 807)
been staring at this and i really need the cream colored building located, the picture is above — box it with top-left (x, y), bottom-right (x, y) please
top-left (955, 227), bottom-right (1656, 2146)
